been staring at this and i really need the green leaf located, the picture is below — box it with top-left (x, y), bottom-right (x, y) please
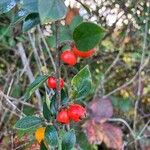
top-left (61, 89), bottom-right (68, 105)
top-left (15, 116), bottom-right (43, 130)
top-left (76, 131), bottom-right (95, 150)
top-left (38, 0), bottom-right (67, 23)
top-left (11, 9), bottom-right (29, 25)
top-left (62, 130), bottom-right (76, 150)
top-left (0, 0), bottom-right (17, 14)
top-left (46, 25), bottom-right (72, 48)
top-left (73, 22), bottom-right (106, 51)
top-left (24, 75), bottom-right (49, 101)
top-left (43, 102), bottom-right (51, 122)
top-left (23, 105), bottom-right (35, 115)
top-left (50, 90), bottom-right (68, 115)
top-left (110, 97), bottom-right (133, 112)
top-left (11, 84), bottom-right (22, 97)
top-left (21, 0), bottom-right (38, 13)
top-left (23, 13), bottom-right (40, 32)
top-left (70, 16), bottom-right (83, 33)
top-left (45, 125), bottom-right (58, 146)
top-left (50, 94), bottom-right (57, 116)
top-left (60, 25), bottom-right (72, 42)
top-left (71, 65), bottom-right (92, 100)
top-left (40, 140), bottom-right (47, 150)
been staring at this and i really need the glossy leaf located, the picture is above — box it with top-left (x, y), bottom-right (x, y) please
top-left (23, 13), bottom-right (40, 32)
top-left (45, 125), bottom-right (58, 146)
top-left (73, 22), bottom-right (105, 51)
top-left (71, 65), bottom-right (92, 100)
top-left (38, 0), bottom-right (67, 23)
top-left (21, 0), bottom-right (38, 13)
top-left (50, 94), bottom-right (57, 116)
top-left (0, 0), bottom-right (17, 14)
top-left (62, 130), bottom-right (76, 150)
top-left (61, 89), bottom-right (68, 105)
top-left (15, 116), bottom-right (43, 130)
top-left (43, 102), bottom-right (51, 122)
top-left (24, 75), bottom-right (49, 101)
top-left (12, 9), bottom-right (29, 25)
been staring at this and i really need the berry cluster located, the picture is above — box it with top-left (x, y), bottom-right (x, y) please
top-left (60, 45), bottom-right (96, 66)
top-left (46, 45), bottom-right (90, 125)
top-left (56, 104), bottom-right (86, 124)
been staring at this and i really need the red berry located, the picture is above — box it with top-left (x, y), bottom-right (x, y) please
top-left (68, 104), bottom-right (86, 122)
top-left (61, 50), bottom-right (77, 66)
top-left (47, 77), bottom-right (64, 89)
top-left (57, 109), bottom-right (70, 124)
top-left (72, 45), bottom-right (96, 58)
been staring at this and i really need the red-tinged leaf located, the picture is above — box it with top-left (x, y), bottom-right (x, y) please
top-left (83, 120), bottom-right (123, 150)
top-left (87, 98), bottom-right (113, 123)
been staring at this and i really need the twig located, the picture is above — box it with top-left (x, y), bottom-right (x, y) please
top-left (93, 26), bottom-right (129, 99)
top-left (0, 91), bottom-right (25, 117)
top-left (37, 25), bottom-right (56, 72)
top-left (0, 91), bottom-right (35, 108)
top-left (103, 57), bottom-right (149, 98)
top-left (133, 6), bottom-right (149, 149)
top-left (28, 32), bottom-right (43, 74)
top-left (17, 42), bottom-right (42, 109)
top-left (138, 120), bottom-right (150, 138)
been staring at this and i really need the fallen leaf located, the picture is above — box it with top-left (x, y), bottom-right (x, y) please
top-left (83, 120), bottom-right (123, 150)
top-left (87, 98), bottom-right (113, 123)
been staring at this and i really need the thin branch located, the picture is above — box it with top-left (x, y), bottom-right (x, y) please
top-left (0, 91), bottom-right (25, 117)
top-left (37, 25), bottom-right (56, 72)
top-left (17, 42), bottom-right (42, 109)
top-left (28, 32), bottom-right (43, 74)
top-left (133, 5), bottom-right (149, 138)
top-left (103, 57), bottom-right (149, 98)
top-left (138, 120), bottom-right (150, 138)
top-left (94, 26), bottom-right (129, 99)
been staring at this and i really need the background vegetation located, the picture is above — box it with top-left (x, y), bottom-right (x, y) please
top-left (0, 0), bottom-right (149, 149)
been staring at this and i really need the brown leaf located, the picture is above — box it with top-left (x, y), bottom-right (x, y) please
top-left (65, 7), bottom-right (80, 25)
top-left (83, 120), bottom-right (123, 150)
top-left (87, 98), bottom-right (113, 123)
